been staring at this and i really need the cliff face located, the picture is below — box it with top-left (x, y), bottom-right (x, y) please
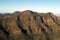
top-left (0, 10), bottom-right (60, 40)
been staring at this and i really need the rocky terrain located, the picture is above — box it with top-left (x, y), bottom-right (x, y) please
top-left (0, 10), bottom-right (60, 40)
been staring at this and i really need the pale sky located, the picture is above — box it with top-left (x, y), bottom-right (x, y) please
top-left (0, 0), bottom-right (60, 15)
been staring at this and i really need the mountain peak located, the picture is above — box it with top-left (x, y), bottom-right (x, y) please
top-left (21, 10), bottom-right (33, 14)
top-left (46, 12), bottom-right (53, 16)
top-left (22, 10), bottom-right (32, 12)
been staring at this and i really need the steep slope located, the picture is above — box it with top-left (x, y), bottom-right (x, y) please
top-left (0, 10), bottom-right (60, 40)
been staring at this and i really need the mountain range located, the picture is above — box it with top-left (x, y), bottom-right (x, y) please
top-left (0, 10), bottom-right (60, 40)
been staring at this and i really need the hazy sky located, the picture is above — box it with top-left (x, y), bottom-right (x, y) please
top-left (0, 0), bottom-right (60, 14)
